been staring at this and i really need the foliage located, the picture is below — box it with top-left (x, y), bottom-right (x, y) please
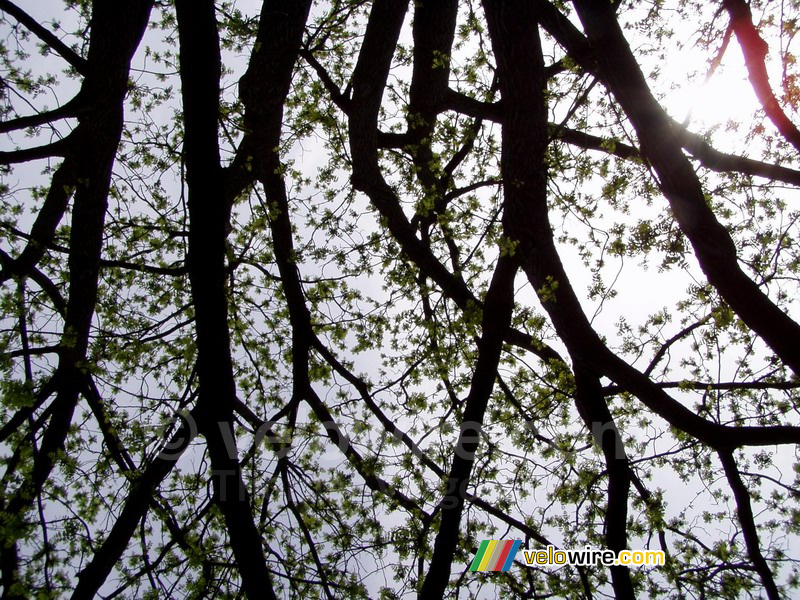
top-left (1, 0), bottom-right (800, 598)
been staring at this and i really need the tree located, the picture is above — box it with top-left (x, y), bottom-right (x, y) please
top-left (1, 0), bottom-right (800, 597)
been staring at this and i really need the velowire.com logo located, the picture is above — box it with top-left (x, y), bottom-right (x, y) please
top-left (469, 540), bottom-right (522, 572)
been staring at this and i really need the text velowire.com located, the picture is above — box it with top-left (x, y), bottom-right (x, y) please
top-left (522, 545), bottom-right (665, 567)
top-left (469, 540), bottom-right (665, 573)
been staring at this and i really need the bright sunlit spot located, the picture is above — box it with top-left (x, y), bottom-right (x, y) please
top-left (670, 69), bottom-right (758, 128)
top-left (662, 40), bottom-right (759, 131)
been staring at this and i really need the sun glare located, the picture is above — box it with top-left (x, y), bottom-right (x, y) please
top-left (657, 32), bottom-right (765, 131)
top-left (669, 68), bottom-right (759, 129)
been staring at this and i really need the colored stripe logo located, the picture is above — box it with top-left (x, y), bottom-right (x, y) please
top-left (469, 540), bottom-right (522, 572)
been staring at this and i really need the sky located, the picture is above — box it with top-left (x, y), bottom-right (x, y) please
top-left (2, 0), bottom-right (800, 597)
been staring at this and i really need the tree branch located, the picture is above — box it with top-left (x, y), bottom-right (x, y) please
top-left (724, 0), bottom-right (800, 153)
top-left (175, 0), bottom-right (276, 596)
top-left (718, 451), bottom-right (780, 600)
top-left (573, 0), bottom-right (800, 374)
top-left (0, 0), bottom-right (89, 75)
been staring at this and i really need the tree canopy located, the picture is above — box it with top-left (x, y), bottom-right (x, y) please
top-left (2, 0), bottom-right (800, 597)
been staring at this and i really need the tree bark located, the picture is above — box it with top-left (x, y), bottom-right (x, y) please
top-left (175, 1), bottom-right (277, 597)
